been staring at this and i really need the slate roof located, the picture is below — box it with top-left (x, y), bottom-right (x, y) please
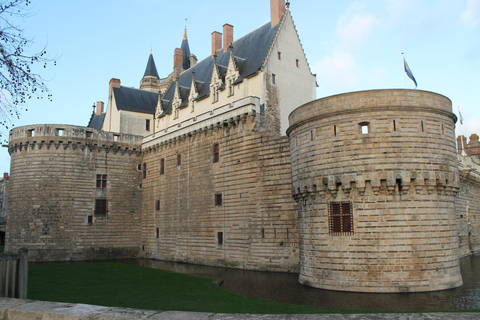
top-left (158, 22), bottom-right (280, 117)
top-left (143, 52), bottom-right (160, 78)
top-left (87, 113), bottom-right (106, 130)
top-left (113, 86), bottom-right (158, 114)
top-left (181, 38), bottom-right (191, 70)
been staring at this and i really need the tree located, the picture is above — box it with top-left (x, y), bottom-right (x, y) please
top-left (0, 0), bottom-right (55, 140)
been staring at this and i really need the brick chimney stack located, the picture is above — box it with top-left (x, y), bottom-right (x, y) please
top-left (271, 0), bottom-right (286, 27)
top-left (174, 48), bottom-right (183, 77)
top-left (96, 101), bottom-right (104, 115)
top-left (212, 31), bottom-right (222, 56)
top-left (223, 24), bottom-right (233, 52)
top-left (108, 78), bottom-right (121, 100)
top-left (3, 173), bottom-right (8, 181)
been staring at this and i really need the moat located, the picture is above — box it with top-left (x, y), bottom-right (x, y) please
top-left (122, 255), bottom-right (480, 311)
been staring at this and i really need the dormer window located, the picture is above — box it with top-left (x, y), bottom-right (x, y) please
top-left (228, 79), bottom-right (234, 96)
top-left (212, 86), bottom-right (219, 103)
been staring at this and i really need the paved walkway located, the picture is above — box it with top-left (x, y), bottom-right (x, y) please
top-left (0, 298), bottom-right (478, 319)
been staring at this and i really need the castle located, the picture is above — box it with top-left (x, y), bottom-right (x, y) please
top-left (5, 0), bottom-right (480, 293)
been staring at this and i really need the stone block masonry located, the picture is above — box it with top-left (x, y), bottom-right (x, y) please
top-left (6, 125), bottom-right (143, 261)
top-left (288, 89), bottom-right (463, 292)
top-left (142, 114), bottom-right (299, 272)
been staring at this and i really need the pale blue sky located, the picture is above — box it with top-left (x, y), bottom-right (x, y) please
top-left (1, 0), bottom-right (479, 174)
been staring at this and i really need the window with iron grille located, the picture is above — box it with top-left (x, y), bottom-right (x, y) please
top-left (96, 174), bottom-right (107, 188)
top-left (94, 198), bottom-right (108, 217)
top-left (328, 201), bottom-right (353, 236)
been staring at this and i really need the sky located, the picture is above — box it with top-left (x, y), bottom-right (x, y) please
top-left (0, 0), bottom-right (479, 174)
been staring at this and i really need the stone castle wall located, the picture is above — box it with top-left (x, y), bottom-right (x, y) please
top-left (141, 113), bottom-right (299, 272)
top-left (288, 89), bottom-right (463, 292)
top-left (456, 156), bottom-right (480, 257)
top-left (6, 125), bottom-right (143, 261)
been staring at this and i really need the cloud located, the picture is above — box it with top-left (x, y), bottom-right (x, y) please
top-left (336, 4), bottom-right (378, 52)
top-left (463, 0), bottom-right (480, 28)
top-left (313, 50), bottom-right (358, 94)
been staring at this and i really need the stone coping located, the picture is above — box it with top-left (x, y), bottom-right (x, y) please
top-left (0, 298), bottom-right (479, 320)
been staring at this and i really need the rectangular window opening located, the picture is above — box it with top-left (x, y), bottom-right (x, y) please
top-left (113, 134), bottom-right (119, 142)
top-left (87, 215), bottom-right (93, 224)
top-left (146, 119), bottom-right (151, 131)
top-left (143, 163), bottom-right (147, 179)
top-left (272, 74), bottom-right (276, 85)
top-left (278, 51), bottom-right (282, 60)
top-left (334, 125), bottom-right (337, 137)
top-left (421, 120), bottom-right (424, 132)
top-left (296, 59), bottom-right (299, 68)
top-left (213, 143), bottom-right (220, 163)
top-left (27, 129), bottom-right (35, 137)
top-left (217, 232), bottom-right (223, 245)
top-left (328, 201), bottom-right (353, 236)
top-left (56, 128), bottom-right (64, 136)
top-left (156, 227), bottom-right (160, 239)
top-left (155, 200), bottom-right (160, 211)
top-left (94, 198), bottom-right (108, 217)
top-left (177, 153), bottom-right (182, 167)
top-left (96, 174), bottom-right (107, 188)
top-left (160, 158), bottom-right (165, 175)
top-left (393, 120), bottom-right (396, 131)
top-left (215, 193), bottom-right (223, 206)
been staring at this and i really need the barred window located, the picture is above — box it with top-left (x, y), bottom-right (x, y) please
top-left (94, 198), bottom-right (108, 217)
top-left (328, 201), bottom-right (353, 236)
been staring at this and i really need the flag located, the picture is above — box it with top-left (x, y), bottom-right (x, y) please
top-left (403, 57), bottom-right (417, 88)
top-left (459, 110), bottom-right (463, 125)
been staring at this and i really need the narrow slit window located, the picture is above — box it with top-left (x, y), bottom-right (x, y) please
top-left (146, 119), bottom-right (151, 131)
top-left (272, 74), bottom-right (276, 85)
top-left (160, 158), bottom-right (165, 175)
top-left (217, 232), bottom-right (223, 245)
top-left (156, 228), bottom-right (160, 239)
top-left (215, 193), bottom-right (223, 206)
top-left (213, 143), bottom-right (220, 163)
top-left (177, 153), bottom-right (182, 166)
top-left (334, 125), bottom-right (337, 137)
top-left (296, 59), bottom-right (299, 68)
top-left (421, 120), bottom-right (424, 132)
top-left (143, 163), bottom-right (147, 179)
top-left (393, 120), bottom-right (396, 131)
top-left (155, 200), bottom-right (160, 211)
top-left (278, 51), bottom-right (282, 60)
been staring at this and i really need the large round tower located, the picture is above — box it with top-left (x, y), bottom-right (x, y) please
top-left (287, 89), bottom-right (462, 292)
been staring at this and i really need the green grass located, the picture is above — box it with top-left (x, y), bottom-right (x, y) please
top-left (28, 262), bottom-right (351, 314)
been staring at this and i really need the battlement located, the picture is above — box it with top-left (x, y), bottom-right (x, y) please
top-left (9, 124), bottom-right (143, 155)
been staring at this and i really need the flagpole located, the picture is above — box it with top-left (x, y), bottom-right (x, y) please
top-left (402, 53), bottom-right (406, 88)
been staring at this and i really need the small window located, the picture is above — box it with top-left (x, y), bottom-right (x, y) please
top-left (393, 120), bottom-right (397, 131)
top-left (56, 128), bottom-right (64, 136)
top-left (86, 131), bottom-right (93, 138)
top-left (137, 164), bottom-right (142, 171)
top-left (272, 74), bottom-right (276, 85)
top-left (217, 232), bottom-right (223, 245)
top-left (160, 158), bottom-right (165, 175)
top-left (156, 228), bottom-right (160, 239)
top-left (328, 201), bottom-right (353, 236)
top-left (177, 154), bottom-right (182, 166)
top-left (87, 215), bottom-right (93, 224)
top-left (113, 134), bottom-right (119, 142)
top-left (143, 163), bottom-right (147, 179)
top-left (215, 193), bottom-right (223, 206)
top-left (278, 51), bottom-right (282, 60)
top-left (96, 174), bottom-right (107, 188)
top-left (359, 122), bottom-right (369, 134)
top-left (261, 228), bottom-right (265, 238)
top-left (228, 79), bottom-right (234, 96)
top-left (94, 198), bottom-right (108, 217)
top-left (296, 59), bottom-right (299, 67)
top-left (27, 129), bottom-right (35, 137)
top-left (146, 119), bottom-right (151, 131)
top-left (155, 200), bottom-right (160, 211)
top-left (421, 120), bottom-right (424, 132)
top-left (334, 125), bottom-right (337, 137)
top-left (213, 143), bottom-right (220, 163)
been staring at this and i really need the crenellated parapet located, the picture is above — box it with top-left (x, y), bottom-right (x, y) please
top-left (9, 124), bottom-right (143, 156)
top-left (292, 170), bottom-right (460, 201)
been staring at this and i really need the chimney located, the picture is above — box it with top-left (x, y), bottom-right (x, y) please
top-left (223, 24), bottom-right (234, 52)
top-left (212, 31), bottom-right (222, 56)
top-left (96, 101), bottom-right (104, 115)
top-left (189, 54), bottom-right (198, 68)
top-left (3, 173), bottom-right (8, 181)
top-left (109, 78), bottom-right (121, 99)
top-left (271, 0), bottom-right (286, 27)
top-left (174, 48), bottom-right (183, 77)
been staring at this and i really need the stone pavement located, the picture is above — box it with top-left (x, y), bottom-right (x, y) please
top-left (0, 298), bottom-right (478, 320)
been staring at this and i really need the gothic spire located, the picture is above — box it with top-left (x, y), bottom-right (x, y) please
top-left (143, 50), bottom-right (160, 78)
top-left (181, 19), bottom-right (191, 70)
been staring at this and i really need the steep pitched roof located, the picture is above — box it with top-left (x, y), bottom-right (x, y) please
top-left (159, 22), bottom-right (279, 116)
top-left (87, 113), bottom-right (106, 130)
top-left (181, 26), bottom-right (191, 70)
top-left (143, 51), bottom-right (160, 78)
top-left (113, 86), bottom-right (159, 114)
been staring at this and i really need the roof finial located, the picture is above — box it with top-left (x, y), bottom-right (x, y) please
top-left (183, 19), bottom-right (188, 40)
top-left (286, 1), bottom-right (290, 8)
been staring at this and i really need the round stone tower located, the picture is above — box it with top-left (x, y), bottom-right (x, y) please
top-left (287, 89), bottom-right (462, 293)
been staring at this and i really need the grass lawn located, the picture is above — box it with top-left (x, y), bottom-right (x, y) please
top-left (28, 262), bottom-right (362, 314)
